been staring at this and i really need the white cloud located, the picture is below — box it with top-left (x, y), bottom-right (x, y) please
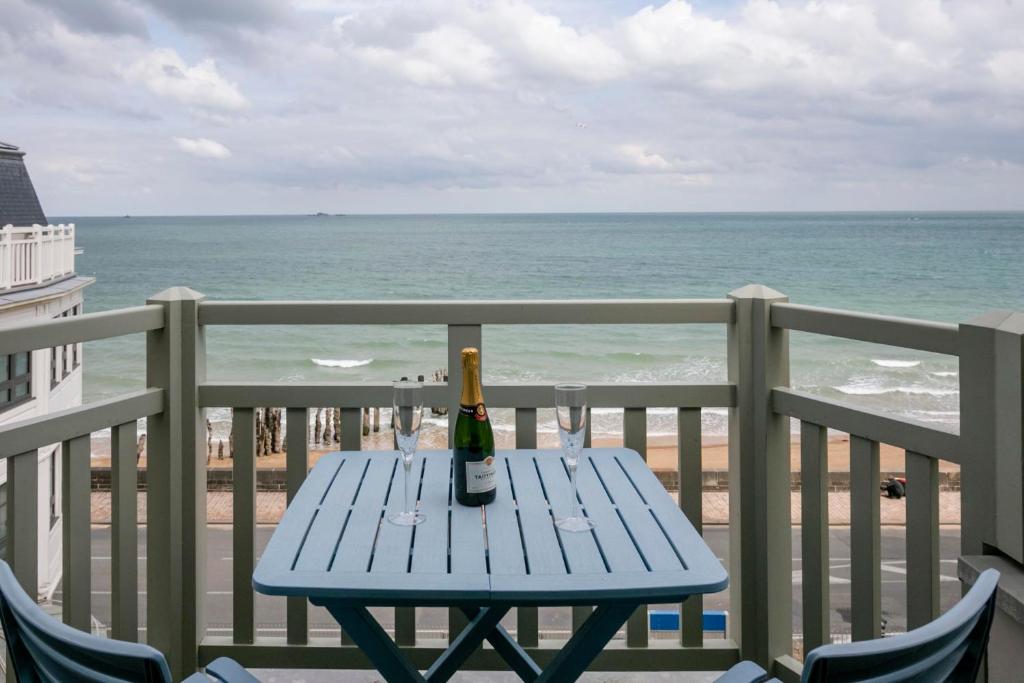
top-left (5, 0), bottom-right (1024, 213)
top-left (988, 50), bottom-right (1024, 91)
top-left (352, 25), bottom-right (498, 87)
top-left (125, 48), bottom-right (248, 111)
top-left (173, 137), bottom-right (233, 159)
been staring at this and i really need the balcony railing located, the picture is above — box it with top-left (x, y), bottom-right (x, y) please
top-left (0, 223), bottom-right (76, 291)
top-left (0, 286), bottom-right (1021, 682)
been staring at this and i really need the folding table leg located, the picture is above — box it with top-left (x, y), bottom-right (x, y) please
top-left (324, 604), bottom-right (425, 683)
top-left (425, 607), bottom-right (509, 682)
top-left (536, 602), bottom-right (636, 683)
top-left (461, 607), bottom-right (542, 682)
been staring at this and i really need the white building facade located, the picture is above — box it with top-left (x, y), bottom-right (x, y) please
top-left (0, 141), bottom-right (92, 599)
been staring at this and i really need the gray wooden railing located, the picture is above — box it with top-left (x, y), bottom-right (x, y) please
top-left (0, 285), bottom-right (1020, 683)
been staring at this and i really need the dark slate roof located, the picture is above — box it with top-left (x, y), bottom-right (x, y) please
top-left (0, 275), bottom-right (93, 310)
top-left (0, 142), bottom-right (47, 226)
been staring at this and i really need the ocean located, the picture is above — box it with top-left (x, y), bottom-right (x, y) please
top-left (64, 212), bottom-right (1023, 443)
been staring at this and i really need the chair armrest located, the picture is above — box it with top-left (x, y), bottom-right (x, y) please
top-left (182, 674), bottom-right (211, 682)
top-left (204, 657), bottom-right (261, 683)
top-left (714, 660), bottom-right (771, 683)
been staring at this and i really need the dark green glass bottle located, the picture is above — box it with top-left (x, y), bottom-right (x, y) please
top-left (453, 347), bottom-right (496, 506)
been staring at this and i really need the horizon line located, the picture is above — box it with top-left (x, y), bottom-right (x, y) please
top-left (49, 209), bottom-right (1024, 219)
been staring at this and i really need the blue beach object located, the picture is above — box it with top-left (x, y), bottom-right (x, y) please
top-left (716, 568), bottom-right (1000, 682)
top-left (0, 560), bottom-right (256, 682)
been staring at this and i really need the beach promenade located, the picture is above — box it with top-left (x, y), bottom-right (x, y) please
top-left (90, 488), bottom-right (960, 527)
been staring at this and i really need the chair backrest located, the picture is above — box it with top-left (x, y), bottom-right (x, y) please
top-left (802, 568), bottom-right (1000, 683)
top-left (0, 560), bottom-right (172, 682)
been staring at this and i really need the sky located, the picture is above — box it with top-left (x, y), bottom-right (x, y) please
top-left (2, 0), bottom-right (1023, 215)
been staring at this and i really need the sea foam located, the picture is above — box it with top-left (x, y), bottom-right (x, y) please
top-left (312, 358), bottom-right (373, 368)
top-left (871, 359), bottom-right (921, 368)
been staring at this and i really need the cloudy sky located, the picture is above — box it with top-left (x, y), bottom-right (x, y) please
top-left (2, 0), bottom-right (1023, 215)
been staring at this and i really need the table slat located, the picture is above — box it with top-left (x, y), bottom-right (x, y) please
top-left (370, 456), bottom-right (426, 573)
top-left (294, 455), bottom-right (371, 572)
top-left (616, 451), bottom-right (707, 569)
top-left (591, 455), bottom-right (682, 572)
top-left (332, 456), bottom-right (400, 573)
top-left (507, 454), bottom-right (567, 576)
top-left (485, 455), bottom-right (527, 576)
top-left (534, 455), bottom-right (606, 574)
top-left (410, 454), bottom-right (453, 574)
top-left (256, 454), bottom-right (347, 579)
top-left (574, 456), bottom-right (646, 573)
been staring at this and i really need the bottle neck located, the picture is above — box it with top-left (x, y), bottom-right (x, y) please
top-left (460, 364), bottom-right (484, 406)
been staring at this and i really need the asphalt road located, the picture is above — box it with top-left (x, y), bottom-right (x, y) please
top-left (65, 524), bottom-right (961, 644)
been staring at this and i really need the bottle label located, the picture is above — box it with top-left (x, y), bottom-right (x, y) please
top-left (459, 403), bottom-right (489, 422)
top-left (466, 456), bottom-right (497, 494)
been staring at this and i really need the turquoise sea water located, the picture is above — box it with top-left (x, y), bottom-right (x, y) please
top-left (63, 212), bottom-right (1024, 440)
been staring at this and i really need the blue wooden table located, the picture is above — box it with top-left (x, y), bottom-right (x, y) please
top-left (253, 448), bottom-right (727, 682)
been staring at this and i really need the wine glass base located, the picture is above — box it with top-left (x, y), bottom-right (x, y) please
top-left (388, 511), bottom-right (426, 526)
top-left (555, 516), bottom-right (595, 532)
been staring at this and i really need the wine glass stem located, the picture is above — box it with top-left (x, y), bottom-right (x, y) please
top-left (403, 459), bottom-right (412, 516)
top-left (570, 462), bottom-right (580, 519)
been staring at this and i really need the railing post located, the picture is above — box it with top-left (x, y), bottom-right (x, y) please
top-left (146, 287), bottom-right (207, 679)
top-left (959, 311), bottom-right (1024, 561)
top-left (727, 284), bottom-right (792, 669)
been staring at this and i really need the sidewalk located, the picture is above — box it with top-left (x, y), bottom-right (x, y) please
top-left (90, 490), bottom-right (960, 526)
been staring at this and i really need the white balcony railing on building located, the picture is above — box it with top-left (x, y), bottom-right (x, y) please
top-left (0, 223), bottom-right (76, 290)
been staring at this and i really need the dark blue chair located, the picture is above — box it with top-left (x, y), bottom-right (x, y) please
top-left (0, 560), bottom-right (257, 682)
top-left (717, 568), bottom-right (1000, 682)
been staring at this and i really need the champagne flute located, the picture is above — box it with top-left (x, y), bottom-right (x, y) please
top-left (554, 383), bottom-right (594, 532)
top-left (388, 381), bottom-right (426, 526)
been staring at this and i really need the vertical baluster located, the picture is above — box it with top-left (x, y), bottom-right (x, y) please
top-left (232, 408), bottom-right (256, 644)
top-left (61, 436), bottom-right (91, 631)
top-left (800, 421), bottom-right (830, 653)
top-left (905, 450), bottom-right (940, 629)
top-left (678, 408), bottom-right (703, 647)
top-left (286, 408), bottom-right (309, 645)
top-left (339, 407), bottom-right (362, 645)
top-left (8, 451), bottom-right (38, 683)
top-left (623, 407), bottom-right (649, 648)
top-left (111, 420), bottom-right (138, 641)
top-left (446, 325), bottom-right (481, 644)
top-left (340, 408), bottom-right (361, 452)
top-left (514, 407), bottom-right (540, 646)
top-left (850, 435), bottom-right (881, 641)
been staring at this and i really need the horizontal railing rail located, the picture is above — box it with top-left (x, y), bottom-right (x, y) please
top-left (198, 382), bottom-right (735, 409)
top-left (772, 387), bottom-right (959, 462)
top-left (0, 388), bottom-right (162, 459)
top-left (0, 305), bottom-right (165, 355)
top-left (198, 299), bottom-right (735, 325)
top-left (771, 302), bottom-right (959, 355)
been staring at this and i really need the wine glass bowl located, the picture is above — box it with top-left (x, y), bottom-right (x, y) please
top-left (388, 381), bottom-right (426, 526)
top-left (554, 383), bottom-right (594, 532)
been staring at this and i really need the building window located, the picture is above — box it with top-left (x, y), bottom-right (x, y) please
top-left (49, 452), bottom-right (59, 530)
top-left (0, 351), bottom-right (32, 412)
top-left (51, 347), bottom-right (61, 388)
top-left (72, 305), bottom-right (81, 368)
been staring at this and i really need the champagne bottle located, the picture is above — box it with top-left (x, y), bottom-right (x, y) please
top-left (453, 347), bottom-right (496, 506)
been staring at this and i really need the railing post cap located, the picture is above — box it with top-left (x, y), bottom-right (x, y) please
top-left (148, 286), bottom-right (206, 303)
top-left (962, 310), bottom-right (1015, 331)
top-left (728, 283), bottom-right (787, 301)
